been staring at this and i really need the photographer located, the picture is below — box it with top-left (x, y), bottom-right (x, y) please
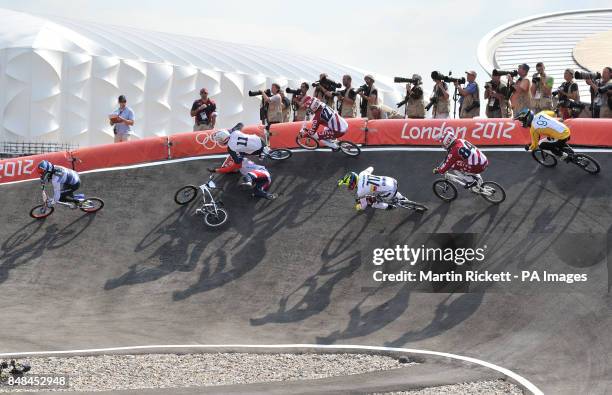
top-left (290, 82), bottom-right (310, 121)
top-left (556, 68), bottom-right (580, 120)
top-left (357, 74), bottom-right (378, 119)
top-left (369, 104), bottom-right (404, 119)
top-left (530, 62), bottom-right (554, 112)
top-left (396, 74), bottom-right (425, 119)
top-left (261, 83), bottom-right (283, 125)
top-left (314, 73), bottom-right (337, 110)
top-left (484, 71), bottom-right (511, 118)
top-left (585, 66), bottom-right (612, 118)
top-left (455, 70), bottom-right (480, 119)
top-left (336, 75), bottom-right (358, 118)
top-left (430, 73), bottom-right (450, 119)
top-left (190, 88), bottom-right (217, 131)
top-left (508, 63), bottom-right (532, 114)
top-left (279, 89), bottom-right (291, 123)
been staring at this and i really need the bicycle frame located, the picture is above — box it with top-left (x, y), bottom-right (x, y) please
top-left (197, 180), bottom-right (222, 216)
top-left (40, 184), bottom-right (78, 209)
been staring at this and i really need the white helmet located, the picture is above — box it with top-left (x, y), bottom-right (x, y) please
top-left (213, 129), bottom-right (230, 145)
top-left (440, 132), bottom-right (456, 149)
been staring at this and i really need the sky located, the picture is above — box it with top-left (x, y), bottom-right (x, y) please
top-left (0, 0), bottom-right (609, 97)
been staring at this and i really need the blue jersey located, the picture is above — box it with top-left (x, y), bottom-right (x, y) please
top-left (49, 166), bottom-right (80, 202)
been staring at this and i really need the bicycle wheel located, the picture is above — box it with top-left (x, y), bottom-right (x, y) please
top-left (30, 205), bottom-right (54, 219)
top-left (339, 141), bottom-right (361, 157)
top-left (204, 208), bottom-right (228, 227)
top-left (79, 198), bottom-right (105, 213)
top-left (268, 149), bottom-right (292, 161)
top-left (296, 135), bottom-right (319, 150)
top-left (532, 149), bottom-right (557, 167)
top-left (479, 181), bottom-right (506, 204)
top-left (572, 154), bottom-right (600, 175)
top-left (175, 185), bottom-right (198, 205)
top-left (395, 198), bottom-right (428, 212)
top-left (432, 179), bottom-right (457, 202)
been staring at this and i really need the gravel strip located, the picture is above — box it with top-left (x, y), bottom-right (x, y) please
top-left (0, 353), bottom-right (415, 392)
top-left (377, 379), bottom-right (524, 394)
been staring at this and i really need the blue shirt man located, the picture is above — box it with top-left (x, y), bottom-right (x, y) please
top-left (109, 95), bottom-right (135, 142)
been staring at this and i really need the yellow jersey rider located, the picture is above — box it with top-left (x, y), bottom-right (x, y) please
top-left (515, 108), bottom-right (572, 157)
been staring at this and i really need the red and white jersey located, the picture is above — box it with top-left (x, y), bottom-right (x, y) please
top-left (240, 159), bottom-right (271, 182)
top-left (310, 103), bottom-right (348, 134)
top-left (438, 139), bottom-right (488, 174)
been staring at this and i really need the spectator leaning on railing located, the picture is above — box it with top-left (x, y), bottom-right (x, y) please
top-left (191, 88), bottom-right (217, 131)
top-left (108, 95), bottom-right (135, 143)
top-left (369, 104), bottom-right (404, 119)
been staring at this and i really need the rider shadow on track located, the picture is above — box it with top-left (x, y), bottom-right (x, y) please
top-left (0, 215), bottom-right (97, 285)
top-left (249, 212), bottom-right (375, 326)
top-left (171, 172), bottom-right (336, 301)
top-left (316, 233), bottom-right (483, 345)
top-left (104, 205), bottom-right (215, 290)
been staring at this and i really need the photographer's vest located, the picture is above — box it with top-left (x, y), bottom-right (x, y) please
top-left (532, 74), bottom-right (553, 112)
top-left (267, 94), bottom-right (283, 123)
top-left (433, 85), bottom-right (450, 116)
top-left (281, 96), bottom-right (291, 123)
top-left (365, 84), bottom-right (380, 119)
top-left (407, 87), bottom-right (425, 118)
top-left (460, 82), bottom-right (480, 119)
top-left (340, 88), bottom-right (357, 118)
top-left (511, 77), bottom-right (531, 113)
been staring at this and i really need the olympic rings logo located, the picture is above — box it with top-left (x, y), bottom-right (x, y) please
top-left (195, 130), bottom-right (224, 150)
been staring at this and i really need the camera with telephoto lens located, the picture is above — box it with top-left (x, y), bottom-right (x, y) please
top-left (492, 69), bottom-right (519, 77)
top-left (558, 99), bottom-right (589, 110)
top-left (574, 70), bottom-right (601, 80)
top-left (430, 71), bottom-right (465, 85)
top-left (425, 96), bottom-right (438, 111)
top-left (285, 87), bottom-right (302, 95)
top-left (394, 76), bottom-right (420, 84)
top-left (248, 89), bottom-right (272, 97)
top-left (355, 84), bottom-right (369, 94)
top-left (597, 84), bottom-right (612, 94)
top-left (311, 76), bottom-right (342, 91)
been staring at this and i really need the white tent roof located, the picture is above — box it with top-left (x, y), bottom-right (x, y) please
top-left (0, 8), bottom-right (397, 91)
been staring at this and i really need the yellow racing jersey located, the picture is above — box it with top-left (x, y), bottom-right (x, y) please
top-left (529, 111), bottom-right (571, 151)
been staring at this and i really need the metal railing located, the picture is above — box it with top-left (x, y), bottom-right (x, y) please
top-left (0, 142), bottom-right (79, 158)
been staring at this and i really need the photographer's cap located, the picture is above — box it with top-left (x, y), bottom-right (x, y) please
top-left (465, 70), bottom-right (477, 77)
top-left (364, 74), bottom-right (375, 82)
top-left (564, 68), bottom-right (575, 75)
top-left (412, 74), bottom-right (422, 81)
top-left (118, 95), bottom-right (126, 103)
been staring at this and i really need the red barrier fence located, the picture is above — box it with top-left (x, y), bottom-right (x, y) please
top-left (1, 118), bottom-right (611, 184)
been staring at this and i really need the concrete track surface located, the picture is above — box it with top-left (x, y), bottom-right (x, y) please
top-left (0, 150), bottom-right (611, 394)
